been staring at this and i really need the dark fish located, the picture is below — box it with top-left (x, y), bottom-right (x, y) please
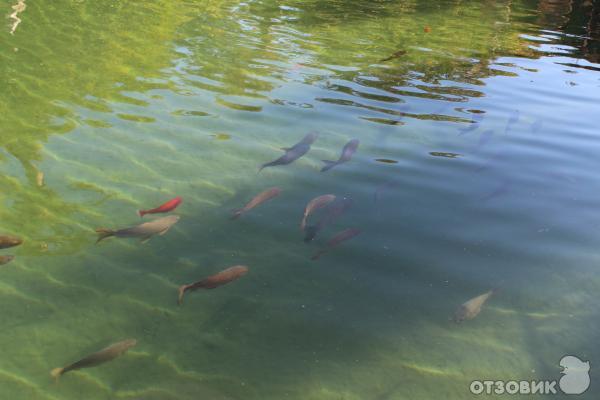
top-left (178, 265), bottom-right (248, 305)
top-left (304, 197), bottom-right (353, 242)
top-left (231, 187), bottom-right (281, 219)
top-left (96, 215), bottom-right (180, 243)
top-left (311, 228), bottom-right (361, 260)
top-left (504, 109), bottom-right (520, 134)
top-left (375, 158), bottom-right (399, 164)
top-left (429, 152), bottom-right (462, 159)
top-left (452, 289), bottom-right (496, 323)
top-left (259, 132), bottom-right (318, 172)
top-left (476, 129), bottom-right (494, 150)
top-left (301, 194), bottom-right (336, 231)
top-left (373, 180), bottom-right (401, 204)
top-left (458, 112), bottom-right (485, 135)
top-left (380, 50), bottom-right (407, 62)
top-left (50, 339), bottom-right (137, 379)
top-left (531, 119), bottom-right (543, 134)
top-left (0, 235), bottom-right (22, 249)
top-left (0, 255), bottom-right (15, 265)
top-left (321, 139), bottom-right (359, 172)
top-left (480, 179), bottom-right (511, 202)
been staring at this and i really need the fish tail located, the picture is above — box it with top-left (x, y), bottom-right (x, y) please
top-left (320, 160), bottom-right (336, 172)
top-left (258, 163), bottom-right (269, 173)
top-left (137, 209), bottom-right (146, 218)
top-left (50, 368), bottom-right (64, 380)
top-left (300, 217), bottom-right (307, 231)
top-left (304, 225), bottom-right (318, 243)
top-left (258, 161), bottom-right (274, 173)
top-left (177, 285), bottom-right (188, 305)
top-left (230, 209), bottom-right (244, 220)
top-left (490, 284), bottom-right (503, 296)
top-left (95, 228), bottom-right (115, 244)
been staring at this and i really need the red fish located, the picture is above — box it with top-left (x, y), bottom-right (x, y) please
top-left (138, 196), bottom-right (182, 217)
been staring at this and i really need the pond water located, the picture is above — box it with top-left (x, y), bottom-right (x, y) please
top-left (0, 0), bottom-right (599, 399)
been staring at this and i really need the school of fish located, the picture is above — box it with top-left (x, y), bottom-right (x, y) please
top-left (0, 60), bottom-right (515, 382)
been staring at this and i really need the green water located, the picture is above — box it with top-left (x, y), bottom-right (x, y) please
top-left (1, 0), bottom-right (599, 398)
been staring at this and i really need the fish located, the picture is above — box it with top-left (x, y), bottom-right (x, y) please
top-left (138, 196), bottom-right (182, 217)
top-left (36, 171), bottom-right (44, 187)
top-left (373, 180), bottom-right (399, 203)
top-left (429, 152), bottom-right (462, 158)
top-left (479, 179), bottom-right (511, 202)
top-left (452, 289), bottom-right (496, 323)
top-left (476, 129), bottom-right (494, 150)
top-left (0, 255), bottom-right (15, 265)
top-left (259, 132), bottom-right (318, 172)
top-left (50, 339), bottom-right (137, 380)
top-left (95, 215), bottom-right (180, 244)
top-left (0, 235), bottom-right (22, 249)
top-left (304, 197), bottom-right (353, 242)
top-left (531, 119), bottom-right (543, 134)
top-left (458, 112), bottom-right (485, 135)
top-left (231, 187), bottom-right (281, 219)
top-left (375, 158), bottom-right (399, 164)
top-left (321, 139), bottom-right (360, 172)
top-left (311, 228), bottom-right (361, 260)
top-left (210, 133), bottom-right (232, 140)
top-left (504, 109), bottom-right (520, 134)
top-left (300, 194), bottom-right (336, 231)
top-left (178, 265), bottom-right (248, 305)
top-left (380, 50), bottom-right (407, 62)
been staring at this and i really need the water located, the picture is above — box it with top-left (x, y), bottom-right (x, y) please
top-left (1, 0), bottom-right (599, 398)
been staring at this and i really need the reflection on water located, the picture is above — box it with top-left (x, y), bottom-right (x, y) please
top-left (0, 0), bottom-right (599, 399)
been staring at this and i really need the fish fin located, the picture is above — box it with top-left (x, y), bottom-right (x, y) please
top-left (140, 235), bottom-right (153, 244)
top-left (177, 285), bottom-right (187, 305)
top-left (158, 227), bottom-right (171, 236)
top-left (230, 209), bottom-right (243, 220)
top-left (137, 210), bottom-right (146, 217)
top-left (95, 228), bottom-right (115, 244)
top-left (300, 217), bottom-right (307, 231)
top-left (50, 368), bottom-right (64, 380)
top-left (320, 160), bottom-right (337, 172)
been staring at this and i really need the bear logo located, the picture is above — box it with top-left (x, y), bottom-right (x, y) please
top-left (559, 355), bottom-right (590, 395)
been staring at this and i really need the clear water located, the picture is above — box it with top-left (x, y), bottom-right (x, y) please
top-left (1, 0), bottom-right (599, 399)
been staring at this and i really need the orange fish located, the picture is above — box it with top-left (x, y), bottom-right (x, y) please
top-left (138, 196), bottom-right (182, 217)
top-left (231, 188), bottom-right (281, 219)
